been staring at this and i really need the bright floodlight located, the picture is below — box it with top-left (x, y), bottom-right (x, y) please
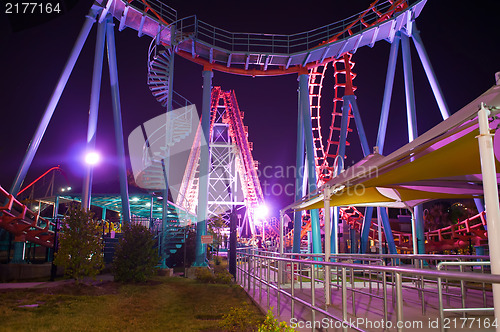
top-left (85, 151), bottom-right (101, 165)
top-left (255, 205), bottom-right (269, 220)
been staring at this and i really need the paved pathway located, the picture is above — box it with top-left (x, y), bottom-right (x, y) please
top-left (239, 269), bottom-right (496, 332)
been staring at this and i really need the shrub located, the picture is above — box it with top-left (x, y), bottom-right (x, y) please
top-left (219, 303), bottom-right (263, 331)
top-left (112, 223), bottom-right (159, 282)
top-left (214, 267), bottom-right (233, 284)
top-left (54, 205), bottom-right (104, 284)
top-left (194, 267), bottom-right (215, 283)
top-left (258, 309), bottom-right (295, 332)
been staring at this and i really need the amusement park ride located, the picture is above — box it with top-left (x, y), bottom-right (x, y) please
top-left (0, 0), bottom-right (493, 266)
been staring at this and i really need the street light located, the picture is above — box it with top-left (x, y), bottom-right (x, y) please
top-left (84, 151), bottom-right (101, 166)
top-left (82, 150), bottom-right (101, 211)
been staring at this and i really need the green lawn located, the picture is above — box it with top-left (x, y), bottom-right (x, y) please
top-left (0, 276), bottom-right (265, 331)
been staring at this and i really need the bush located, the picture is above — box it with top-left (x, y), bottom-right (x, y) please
top-left (112, 223), bottom-right (159, 282)
top-left (195, 265), bottom-right (233, 284)
top-left (214, 267), bottom-right (233, 284)
top-left (258, 309), bottom-right (295, 332)
top-left (194, 267), bottom-right (215, 283)
top-left (54, 205), bottom-right (104, 284)
top-left (219, 303), bottom-right (263, 331)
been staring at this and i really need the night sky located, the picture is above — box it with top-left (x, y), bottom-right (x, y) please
top-left (0, 0), bottom-right (498, 217)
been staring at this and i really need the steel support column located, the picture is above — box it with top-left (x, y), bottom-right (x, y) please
top-left (359, 35), bottom-right (400, 253)
top-left (105, 16), bottom-right (130, 223)
top-left (411, 27), bottom-right (450, 120)
top-left (380, 207), bottom-right (397, 254)
top-left (10, 7), bottom-right (99, 196)
top-left (376, 34), bottom-right (400, 155)
top-left (477, 105), bottom-right (500, 329)
top-left (82, 20), bottom-right (106, 211)
top-left (193, 68), bottom-right (213, 266)
top-left (298, 72), bottom-right (321, 254)
top-left (293, 91), bottom-right (305, 254)
top-left (344, 95), bottom-right (370, 157)
top-left (401, 33), bottom-right (424, 254)
top-left (359, 207), bottom-right (373, 253)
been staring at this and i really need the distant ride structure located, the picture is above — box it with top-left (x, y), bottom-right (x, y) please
top-left (2, 0), bottom-right (489, 267)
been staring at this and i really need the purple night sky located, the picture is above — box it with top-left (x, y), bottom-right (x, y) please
top-left (0, 0), bottom-right (498, 217)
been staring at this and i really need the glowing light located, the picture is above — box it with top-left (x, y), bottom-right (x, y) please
top-left (131, 197), bottom-right (139, 202)
top-left (255, 204), bottom-right (269, 220)
top-left (85, 151), bottom-right (101, 165)
top-left (145, 202), bottom-right (151, 207)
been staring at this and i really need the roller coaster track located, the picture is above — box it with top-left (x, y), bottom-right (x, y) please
top-left (101, 0), bottom-right (425, 76)
top-left (176, 87), bottom-right (263, 233)
top-left (0, 186), bottom-right (55, 248)
top-left (101, 0), bottom-right (427, 244)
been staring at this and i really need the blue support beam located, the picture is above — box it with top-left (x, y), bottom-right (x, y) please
top-left (293, 92), bottom-right (305, 254)
top-left (193, 69), bottom-right (213, 266)
top-left (376, 34), bottom-right (400, 155)
top-left (411, 27), bottom-right (450, 120)
top-left (360, 34), bottom-right (400, 254)
top-left (344, 95), bottom-right (370, 157)
top-left (401, 33), bottom-right (424, 254)
top-left (380, 208), bottom-right (397, 254)
top-left (82, 19), bottom-right (106, 211)
top-left (298, 72), bottom-right (321, 255)
top-left (105, 15), bottom-right (131, 223)
top-left (360, 206), bottom-right (374, 253)
top-left (10, 7), bottom-right (99, 197)
top-left (412, 27), bottom-right (486, 216)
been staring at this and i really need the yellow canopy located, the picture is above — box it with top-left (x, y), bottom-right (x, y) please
top-left (288, 84), bottom-right (500, 212)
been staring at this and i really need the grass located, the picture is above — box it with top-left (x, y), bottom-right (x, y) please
top-left (0, 276), bottom-right (265, 331)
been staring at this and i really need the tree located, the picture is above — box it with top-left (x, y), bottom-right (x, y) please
top-left (54, 205), bottom-right (104, 284)
top-left (208, 215), bottom-right (226, 257)
top-left (112, 223), bottom-right (159, 282)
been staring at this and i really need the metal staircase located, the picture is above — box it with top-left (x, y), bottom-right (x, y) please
top-left (134, 26), bottom-right (196, 265)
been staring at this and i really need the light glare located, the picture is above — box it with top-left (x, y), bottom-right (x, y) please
top-left (85, 151), bottom-right (101, 165)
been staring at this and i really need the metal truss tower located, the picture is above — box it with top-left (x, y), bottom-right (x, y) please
top-left (177, 86), bottom-right (264, 238)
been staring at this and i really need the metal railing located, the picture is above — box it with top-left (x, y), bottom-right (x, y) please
top-left (126, 0), bottom-right (420, 55)
top-left (236, 249), bottom-right (499, 332)
top-left (437, 261), bottom-right (494, 332)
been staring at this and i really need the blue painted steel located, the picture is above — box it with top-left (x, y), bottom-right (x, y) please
top-left (293, 92), bottom-right (305, 254)
top-left (105, 16), bottom-right (131, 223)
top-left (82, 20), bottom-right (106, 211)
top-left (360, 35), bottom-right (402, 254)
top-left (47, 195), bottom-right (60, 262)
top-left (332, 206), bottom-right (339, 254)
top-left (149, 196), bottom-right (154, 229)
top-left (344, 95), bottom-right (370, 157)
top-left (379, 208), bottom-right (397, 254)
top-left (376, 34), bottom-right (400, 155)
top-left (101, 206), bottom-right (106, 221)
top-left (401, 34), bottom-right (418, 141)
top-left (359, 206), bottom-right (374, 253)
top-left (12, 241), bottom-right (25, 263)
top-left (337, 102), bottom-right (350, 172)
top-left (414, 205), bottom-right (425, 254)
top-left (10, 8), bottom-right (99, 197)
top-left (401, 33), bottom-right (425, 254)
top-left (298, 73), bottom-right (321, 254)
top-left (160, 189), bottom-right (168, 268)
top-left (411, 27), bottom-right (450, 120)
top-left (166, 48), bottom-right (175, 113)
top-left (193, 69), bottom-right (213, 266)
top-left (474, 198), bottom-right (485, 214)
